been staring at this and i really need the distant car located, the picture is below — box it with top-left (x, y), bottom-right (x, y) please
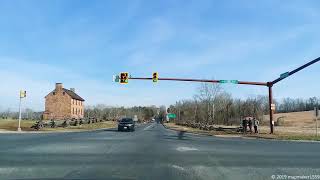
top-left (118, 118), bottom-right (135, 132)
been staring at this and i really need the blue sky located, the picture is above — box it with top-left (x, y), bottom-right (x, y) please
top-left (0, 0), bottom-right (319, 111)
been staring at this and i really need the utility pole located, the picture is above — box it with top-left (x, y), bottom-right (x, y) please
top-left (18, 96), bottom-right (22, 131)
top-left (316, 109), bottom-right (318, 137)
top-left (18, 90), bottom-right (26, 132)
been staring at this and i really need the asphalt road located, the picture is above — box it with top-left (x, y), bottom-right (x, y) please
top-left (1, 122), bottom-right (320, 180)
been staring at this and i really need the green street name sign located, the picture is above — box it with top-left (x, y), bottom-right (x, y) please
top-left (229, 80), bottom-right (239, 84)
top-left (219, 80), bottom-right (228, 83)
top-left (219, 80), bottom-right (238, 84)
top-left (280, 72), bottom-right (290, 79)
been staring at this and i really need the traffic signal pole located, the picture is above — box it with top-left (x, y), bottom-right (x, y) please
top-left (267, 83), bottom-right (274, 134)
top-left (124, 56), bottom-right (319, 134)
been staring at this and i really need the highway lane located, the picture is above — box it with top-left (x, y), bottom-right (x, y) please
top-left (0, 122), bottom-right (320, 180)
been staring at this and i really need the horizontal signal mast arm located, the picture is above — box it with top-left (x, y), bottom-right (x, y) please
top-left (129, 77), bottom-right (219, 83)
top-left (129, 77), bottom-right (267, 86)
top-left (237, 81), bottom-right (268, 86)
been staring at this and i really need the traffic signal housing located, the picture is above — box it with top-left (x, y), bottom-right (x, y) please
top-left (20, 90), bottom-right (26, 98)
top-left (120, 72), bottom-right (129, 84)
top-left (152, 72), bottom-right (158, 82)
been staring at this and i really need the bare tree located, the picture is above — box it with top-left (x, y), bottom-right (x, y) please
top-left (194, 82), bottom-right (222, 124)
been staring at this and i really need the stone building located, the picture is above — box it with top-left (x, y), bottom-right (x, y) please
top-left (43, 83), bottom-right (85, 120)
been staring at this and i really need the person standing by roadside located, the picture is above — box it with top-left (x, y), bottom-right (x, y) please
top-left (242, 118), bottom-right (248, 134)
top-left (248, 117), bottom-right (253, 134)
top-left (253, 118), bottom-right (259, 133)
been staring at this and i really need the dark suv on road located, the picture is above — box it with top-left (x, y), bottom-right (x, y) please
top-left (118, 118), bottom-right (135, 131)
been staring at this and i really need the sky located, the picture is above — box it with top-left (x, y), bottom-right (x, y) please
top-left (0, 0), bottom-right (319, 111)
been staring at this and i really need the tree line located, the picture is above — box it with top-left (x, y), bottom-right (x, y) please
top-left (0, 105), bottom-right (160, 122)
top-left (168, 83), bottom-right (320, 126)
top-left (83, 104), bottom-right (160, 122)
top-left (0, 84), bottom-right (318, 123)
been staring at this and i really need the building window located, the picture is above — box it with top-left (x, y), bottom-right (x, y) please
top-left (63, 92), bottom-right (65, 95)
top-left (72, 108), bottom-right (74, 114)
top-left (53, 92), bottom-right (56, 95)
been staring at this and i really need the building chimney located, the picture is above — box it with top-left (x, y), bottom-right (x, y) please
top-left (55, 83), bottom-right (63, 91)
top-left (70, 88), bottom-right (75, 92)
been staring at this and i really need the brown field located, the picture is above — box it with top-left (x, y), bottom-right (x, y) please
top-left (260, 110), bottom-right (318, 136)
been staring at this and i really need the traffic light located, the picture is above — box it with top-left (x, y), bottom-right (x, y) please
top-left (120, 72), bottom-right (129, 84)
top-left (152, 72), bottom-right (158, 82)
top-left (20, 90), bottom-right (26, 98)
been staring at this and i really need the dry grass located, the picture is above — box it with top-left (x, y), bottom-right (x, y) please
top-left (262, 110), bottom-right (315, 127)
top-left (0, 118), bottom-right (117, 132)
top-left (0, 119), bottom-right (37, 131)
top-left (165, 110), bottom-right (320, 141)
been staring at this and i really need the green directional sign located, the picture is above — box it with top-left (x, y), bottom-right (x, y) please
top-left (229, 80), bottom-right (239, 84)
top-left (168, 113), bottom-right (176, 118)
top-left (219, 80), bottom-right (228, 83)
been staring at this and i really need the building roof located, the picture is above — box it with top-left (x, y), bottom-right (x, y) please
top-left (63, 88), bottom-right (85, 101)
top-left (45, 89), bottom-right (85, 101)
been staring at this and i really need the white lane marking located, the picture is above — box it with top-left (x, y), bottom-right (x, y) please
top-left (0, 167), bottom-right (16, 175)
top-left (143, 124), bottom-right (154, 131)
top-left (171, 165), bottom-right (185, 171)
top-left (176, 146), bottom-right (198, 152)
